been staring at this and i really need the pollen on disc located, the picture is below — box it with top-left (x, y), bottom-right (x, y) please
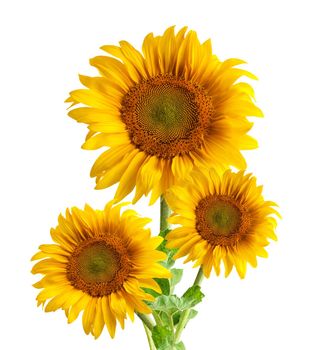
top-left (195, 195), bottom-right (251, 247)
top-left (77, 242), bottom-right (120, 283)
top-left (67, 237), bottom-right (131, 297)
top-left (121, 74), bottom-right (214, 159)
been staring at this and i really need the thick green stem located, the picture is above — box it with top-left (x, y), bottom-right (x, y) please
top-left (193, 267), bottom-right (205, 286)
top-left (160, 196), bottom-right (171, 231)
top-left (152, 311), bottom-right (163, 326)
top-left (174, 268), bottom-right (204, 343)
top-left (143, 323), bottom-right (156, 350)
top-left (137, 313), bottom-right (155, 331)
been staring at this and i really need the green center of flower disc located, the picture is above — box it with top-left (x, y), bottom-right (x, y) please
top-left (121, 75), bottom-right (214, 158)
top-left (77, 242), bottom-right (120, 283)
top-left (140, 84), bottom-right (197, 141)
top-left (195, 195), bottom-right (251, 247)
top-left (206, 200), bottom-right (241, 236)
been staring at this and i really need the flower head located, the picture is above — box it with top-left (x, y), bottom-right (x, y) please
top-left (166, 169), bottom-right (279, 278)
top-left (67, 26), bottom-right (262, 204)
top-left (31, 202), bottom-right (170, 338)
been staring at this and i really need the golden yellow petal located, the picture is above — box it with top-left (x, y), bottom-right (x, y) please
top-left (68, 89), bottom-right (111, 109)
top-left (109, 292), bottom-right (126, 329)
top-left (82, 297), bottom-right (97, 335)
top-left (44, 286), bottom-right (77, 312)
top-left (36, 284), bottom-right (70, 305)
top-left (95, 149), bottom-right (139, 190)
top-left (68, 293), bottom-right (91, 323)
top-left (234, 257), bottom-right (247, 279)
top-left (119, 290), bottom-right (135, 322)
top-left (90, 55), bottom-right (133, 90)
top-left (90, 143), bottom-right (132, 177)
top-left (123, 292), bottom-right (151, 314)
top-left (33, 272), bottom-right (67, 289)
top-left (32, 259), bottom-right (66, 275)
top-left (101, 296), bottom-right (116, 338)
top-left (119, 41), bottom-right (148, 79)
top-left (133, 156), bottom-right (161, 203)
top-left (31, 251), bottom-right (47, 261)
top-left (82, 132), bottom-right (129, 149)
top-left (168, 215), bottom-right (194, 227)
top-left (167, 226), bottom-right (196, 240)
top-left (133, 264), bottom-right (172, 280)
top-left (171, 155), bottom-right (194, 180)
top-left (88, 119), bottom-right (127, 134)
top-left (114, 151), bottom-right (146, 202)
top-left (123, 278), bottom-right (154, 301)
top-left (139, 279), bottom-right (162, 294)
top-left (174, 236), bottom-right (202, 259)
top-left (142, 32), bottom-right (160, 76)
top-left (238, 134), bottom-right (258, 150)
top-left (68, 107), bottom-right (120, 124)
top-left (101, 44), bottom-right (142, 83)
top-left (93, 298), bottom-right (105, 339)
top-left (79, 74), bottom-right (124, 98)
top-left (202, 249), bottom-right (215, 278)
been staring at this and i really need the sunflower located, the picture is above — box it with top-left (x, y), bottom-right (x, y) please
top-left (31, 201), bottom-right (170, 339)
top-left (66, 26), bottom-right (262, 204)
top-left (165, 169), bottom-right (279, 278)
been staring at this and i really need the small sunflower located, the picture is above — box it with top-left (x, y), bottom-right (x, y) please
top-left (165, 169), bottom-right (279, 278)
top-left (67, 26), bottom-right (262, 204)
top-left (31, 202), bottom-right (170, 339)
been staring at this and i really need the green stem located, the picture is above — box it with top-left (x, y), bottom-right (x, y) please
top-left (137, 312), bottom-right (155, 331)
top-left (160, 195), bottom-right (171, 231)
top-left (169, 315), bottom-right (175, 344)
top-left (143, 323), bottom-right (157, 350)
top-left (193, 267), bottom-right (205, 286)
top-left (174, 268), bottom-right (204, 343)
top-left (152, 311), bottom-right (163, 326)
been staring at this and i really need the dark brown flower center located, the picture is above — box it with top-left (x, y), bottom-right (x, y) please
top-left (67, 237), bottom-right (131, 297)
top-left (121, 74), bottom-right (214, 159)
top-left (195, 195), bottom-right (251, 247)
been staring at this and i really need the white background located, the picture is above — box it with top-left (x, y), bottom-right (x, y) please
top-left (1, 0), bottom-right (319, 349)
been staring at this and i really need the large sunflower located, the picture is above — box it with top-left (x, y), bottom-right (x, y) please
top-left (31, 201), bottom-right (170, 338)
top-left (165, 169), bottom-right (279, 278)
top-left (67, 26), bottom-right (262, 204)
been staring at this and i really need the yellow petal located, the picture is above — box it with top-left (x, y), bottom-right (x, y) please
top-left (93, 298), bottom-right (105, 339)
top-left (68, 89), bottom-right (110, 109)
top-left (82, 297), bottom-right (97, 335)
top-left (90, 55), bottom-right (132, 89)
top-left (114, 151), bottom-right (146, 202)
top-left (82, 132), bottom-right (129, 149)
top-left (95, 149), bottom-right (139, 189)
top-left (109, 292), bottom-right (126, 329)
top-left (68, 294), bottom-right (91, 323)
top-left (90, 143), bottom-right (132, 177)
top-left (101, 296), bottom-right (116, 338)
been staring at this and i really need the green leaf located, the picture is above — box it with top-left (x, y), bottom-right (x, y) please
top-left (188, 309), bottom-right (198, 320)
top-left (174, 342), bottom-right (186, 350)
top-left (143, 287), bottom-right (159, 298)
top-left (172, 308), bottom-right (198, 325)
top-left (151, 325), bottom-right (173, 350)
top-left (149, 295), bottom-right (184, 314)
top-left (181, 285), bottom-right (204, 308)
top-left (154, 278), bottom-right (170, 296)
top-left (157, 229), bottom-right (177, 269)
top-left (170, 268), bottom-right (183, 290)
top-left (166, 251), bottom-right (177, 268)
top-left (158, 311), bottom-right (171, 326)
top-left (149, 287), bottom-right (204, 316)
top-left (172, 311), bottom-right (181, 325)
